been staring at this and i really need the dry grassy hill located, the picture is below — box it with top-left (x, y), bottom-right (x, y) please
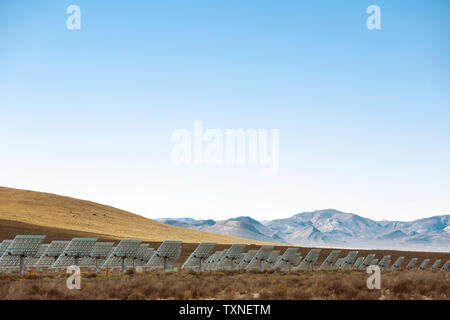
top-left (0, 186), bottom-right (278, 245)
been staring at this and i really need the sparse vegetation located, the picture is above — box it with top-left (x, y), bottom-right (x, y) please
top-left (0, 271), bottom-right (448, 300)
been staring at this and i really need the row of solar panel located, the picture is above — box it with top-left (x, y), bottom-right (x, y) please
top-left (0, 235), bottom-right (449, 274)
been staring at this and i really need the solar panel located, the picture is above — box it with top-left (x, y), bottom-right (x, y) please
top-left (274, 247), bottom-right (300, 271)
top-left (431, 259), bottom-right (441, 270)
top-left (131, 243), bottom-right (150, 268)
top-left (237, 250), bottom-right (258, 270)
top-left (418, 259), bottom-right (430, 270)
top-left (0, 235), bottom-right (46, 274)
top-left (101, 239), bottom-right (142, 272)
top-left (370, 258), bottom-right (378, 266)
top-left (264, 250), bottom-right (281, 271)
top-left (141, 247), bottom-right (155, 264)
top-left (53, 237), bottom-right (97, 268)
top-left (182, 242), bottom-right (216, 271)
top-left (390, 256), bottom-right (405, 270)
top-left (353, 257), bottom-right (364, 269)
top-left (406, 257), bottom-right (418, 269)
top-left (289, 253), bottom-right (303, 270)
top-left (340, 251), bottom-right (359, 270)
top-left (90, 242), bottom-right (115, 258)
top-left (298, 249), bottom-right (321, 271)
top-left (333, 258), bottom-right (345, 270)
top-left (319, 250), bottom-right (341, 271)
top-left (102, 253), bottom-right (134, 271)
top-left (34, 240), bottom-right (69, 271)
top-left (3, 235), bottom-right (46, 256)
top-left (233, 253), bottom-right (246, 270)
top-left (441, 260), bottom-right (450, 271)
top-left (246, 246), bottom-right (274, 271)
top-left (378, 255), bottom-right (391, 269)
top-left (78, 242), bottom-right (115, 271)
top-left (358, 254), bottom-right (376, 270)
top-left (146, 240), bottom-right (182, 272)
top-left (44, 240), bottom-right (70, 257)
top-left (25, 244), bottom-right (49, 270)
top-left (216, 244), bottom-right (247, 270)
top-left (205, 251), bottom-right (222, 271)
top-left (0, 240), bottom-right (13, 256)
top-left (212, 251), bottom-right (228, 271)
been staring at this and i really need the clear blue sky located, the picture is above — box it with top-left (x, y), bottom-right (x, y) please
top-left (1, 0), bottom-right (449, 221)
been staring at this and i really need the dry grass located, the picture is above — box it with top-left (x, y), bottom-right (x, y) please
top-left (0, 186), bottom-right (278, 245)
top-left (0, 271), bottom-right (448, 300)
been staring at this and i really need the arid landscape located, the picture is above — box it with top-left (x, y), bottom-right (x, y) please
top-left (0, 270), bottom-right (448, 300)
top-left (0, 186), bottom-right (449, 300)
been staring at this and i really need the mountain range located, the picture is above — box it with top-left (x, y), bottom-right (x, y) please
top-left (157, 209), bottom-right (450, 251)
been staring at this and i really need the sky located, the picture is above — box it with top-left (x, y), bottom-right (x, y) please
top-left (0, 0), bottom-right (449, 222)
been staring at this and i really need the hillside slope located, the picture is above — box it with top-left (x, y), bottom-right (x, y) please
top-left (0, 186), bottom-right (276, 245)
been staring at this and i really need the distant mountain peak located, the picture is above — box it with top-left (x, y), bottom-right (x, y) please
top-left (157, 210), bottom-right (450, 251)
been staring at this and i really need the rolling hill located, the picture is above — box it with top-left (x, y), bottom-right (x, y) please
top-left (0, 186), bottom-right (277, 245)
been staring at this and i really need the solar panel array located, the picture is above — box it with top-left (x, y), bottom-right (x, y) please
top-left (1, 234), bottom-right (449, 275)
